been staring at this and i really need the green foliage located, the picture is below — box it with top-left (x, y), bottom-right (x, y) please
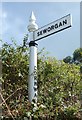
top-left (73, 48), bottom-right (82, 62)
top-left (1, 41), bottom-right (81, 120)
top-left (63, 48), bottom-right (82, 64)
top-left (63, 56), bottom-right (72, 63)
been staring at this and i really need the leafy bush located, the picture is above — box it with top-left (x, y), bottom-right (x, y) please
top-left (0, 41), bottom-right (81, 119)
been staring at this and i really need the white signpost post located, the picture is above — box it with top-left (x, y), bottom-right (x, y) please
top-left (28, 12), bottom-right (72, 103)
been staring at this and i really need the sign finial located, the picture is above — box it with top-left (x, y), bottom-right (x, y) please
top-left (29, 11), bottom-right (36, 21)
top-left (28, 11), bottom-right (38, 32)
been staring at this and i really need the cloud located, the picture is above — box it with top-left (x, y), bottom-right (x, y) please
top-left (0, 7), bottom-right (2, 39)
top-left (0, 8), bottom-right (10, 39)
top-left (1, 7), bottom-right (25, 41)
top-left (2, 11), bottom-right (10, 34)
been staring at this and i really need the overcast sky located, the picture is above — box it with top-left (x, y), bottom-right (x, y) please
top-left (1, 2), bottom-right (80, 59)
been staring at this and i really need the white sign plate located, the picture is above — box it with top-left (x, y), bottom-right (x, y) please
top-left (34, 14), bottom-right (72, 41)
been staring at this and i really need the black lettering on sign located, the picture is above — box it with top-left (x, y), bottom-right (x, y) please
top-left (63, 19), bottom-right (67, 25)
top-left (34, 81), bottom-right (37, 85)
top-left (59, 22), bottom-right (62, 27)
top-left (37, 32), bottom-right (40, 36)
top-left (34, 87), bottom-right (37, 91)
top-left (51, 25), bottom-right (55, 30)
top-left (47, 27), bottom-right (51, 32)
top-left (34, 66), bottom-right (37, 70)
top-left (34, 66), bottom-right (37, 97)
top-left (40, 31), bottom-right (42, 35)
top-left (34, 92), bottom-right (37, 97)
top-left (34, 66), bottom-right (37, 74)
top-left (55, 23), bottom-right (58, 29)
top-left (43, 29), bottom-right (47, 34)
top-left (34, 75), bottom-right (37, 80)
top-left (37, 31), bottom-right (42, 36)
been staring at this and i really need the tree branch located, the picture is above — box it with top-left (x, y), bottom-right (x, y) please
top-left (0, 87), bottom-right (22, 106)
top-left (0, 92), bottom-right (15, 120)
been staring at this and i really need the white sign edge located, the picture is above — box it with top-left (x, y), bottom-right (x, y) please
top-left (34, 14), bottom-right (72, 41)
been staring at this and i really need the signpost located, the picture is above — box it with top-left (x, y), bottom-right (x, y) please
top-left (28, 12), bottom-right (38, 103)
top-left (28, 12), bottom-right (72, 103)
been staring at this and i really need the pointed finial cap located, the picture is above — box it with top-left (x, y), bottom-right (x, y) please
top-left (29, 11), bottom-right (36, 21)
top-left (28, 11), bottom-right (38, 32)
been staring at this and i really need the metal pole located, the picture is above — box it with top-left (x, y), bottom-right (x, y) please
top-left (28, 41), bottom-right (38, 102)
top-left (28, 11), bottom-right (38, 102)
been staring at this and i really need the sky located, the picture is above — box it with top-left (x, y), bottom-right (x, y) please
top-left (1, 2), bottom-right (80, 59)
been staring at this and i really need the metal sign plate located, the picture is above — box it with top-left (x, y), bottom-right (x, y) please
top-left (34, 14), bottom-right (72, 41)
